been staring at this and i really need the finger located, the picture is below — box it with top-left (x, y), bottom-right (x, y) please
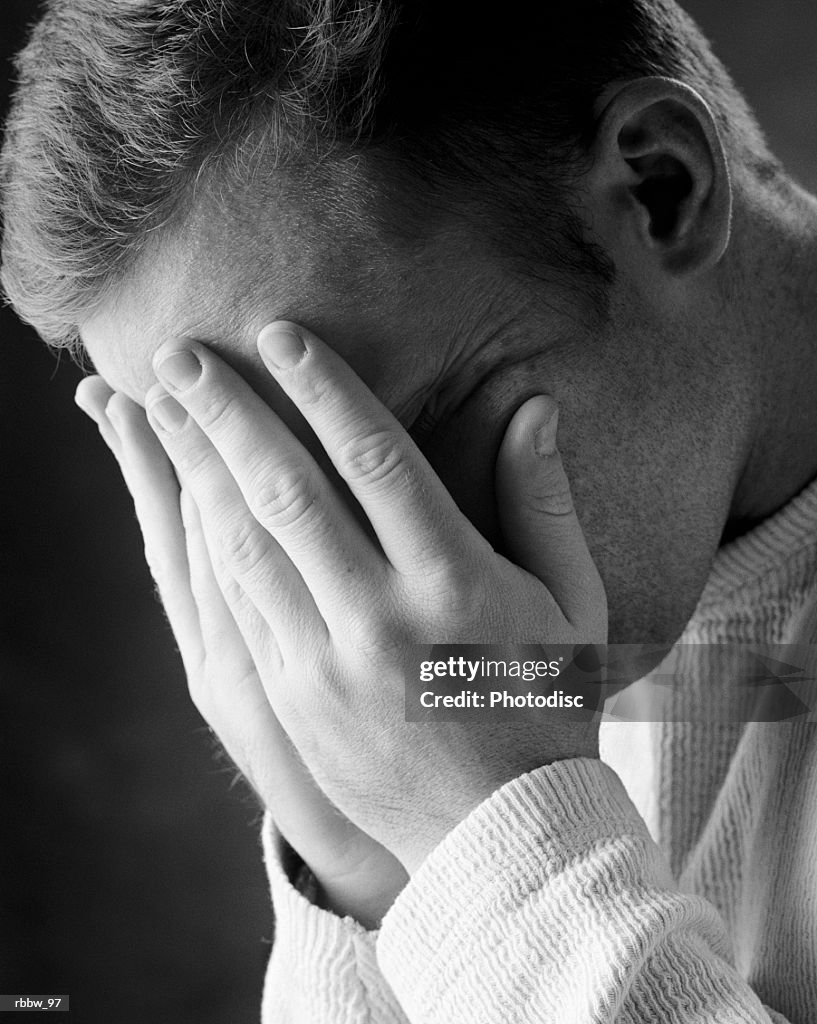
top-left (146, 341), bottom-right (388, 624)
top-left (179, 487), bottom-right (283, 778)
top-left (75, 375), bottom-right (121, 456)
top-left (144, 385), bottom-right (327, 659)
top-left (180, 492), bottom-right (342, 825)
top-left (181, 487), bottom-right (281, 800)
top-left (256, 322), bottom-right (481, 576)
top-left (495, 396), bottom-right (606, 631)
top-left (180, 486), bottom-right (274, 673)
top-left (182, 484), bottom-right (292, 693)
top-left (103, 392), bottom-right (204, 674)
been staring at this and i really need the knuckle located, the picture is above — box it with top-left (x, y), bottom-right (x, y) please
top-left (248, 466), bottom-right (318, 531)
top-left (174, 438), bottom-right (217, 480)
top-left (291, 364), bottom-right (333, 408)
top-left (408, 556), bottom-right (486, 627)
top-left (339, 429), bottom-right (410, 487)
top-left (525, 480), bottom-right (575, 517)
top-left (345, 603), bottom-right (408, 659)
top-left (216, 568), bottom-right (244, 605)
top-left (437, 573), bottom-right (485, 623)
top-left (194, 386), bottom-right (242, 434)
top-left (218, 513), bottom-right (268, 574)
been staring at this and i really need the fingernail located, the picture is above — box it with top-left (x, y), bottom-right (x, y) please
top-left (155, 349), bottom-right (202, 391)
top-left (74, 384), bottom-right (104, 423)
top-left (257, 324), bottom-right (306, 370)
top-left (74, 391), bottom-right (95, 419)
top-left (148, 392), bottom-right (188, 433)
top-left (533, 402), bottom-right (559, 456)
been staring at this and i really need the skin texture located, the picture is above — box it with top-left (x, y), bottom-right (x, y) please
top-left (76, 77), bottom-right (817, 917)
top-left (82, 78), bottom-right (817, 651)
top-left (76, 317), bottom-right (607, 913)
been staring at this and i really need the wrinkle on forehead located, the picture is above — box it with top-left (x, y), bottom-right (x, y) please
top-left (80, 168), bottom-right (391, 389)
top-left (78, 168), bottom-right (518, 428)
top-left (77, 153), bottom-right (438, 402)
top-left (79, 222), bottom-right (284, 402)
top-left (80, 292), bottom-right (252, 404)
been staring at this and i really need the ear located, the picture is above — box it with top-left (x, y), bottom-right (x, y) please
top-left (587, 76), bottom-right (732, 276)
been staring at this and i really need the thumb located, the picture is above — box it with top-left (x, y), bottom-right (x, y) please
top-left (495, 395), bottom-right (606, 631)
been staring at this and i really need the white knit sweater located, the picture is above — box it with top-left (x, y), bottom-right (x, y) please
top-left (261, 476), bottom-right (817, 1023)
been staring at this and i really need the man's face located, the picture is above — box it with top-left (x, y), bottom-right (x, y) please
top-left (81, 183), bottom-right (741, 649)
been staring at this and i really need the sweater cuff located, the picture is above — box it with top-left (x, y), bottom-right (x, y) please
top-left (377, 758), bottom-right (656, 1021)
top-left (260, 813), bottom-right (408, 1023)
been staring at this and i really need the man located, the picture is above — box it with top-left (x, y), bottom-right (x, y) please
top-left (2, 0), bottom-right (816, 1020)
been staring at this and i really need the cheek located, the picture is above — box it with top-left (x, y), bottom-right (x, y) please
top-left (561, 385), bottom-right (728, 646)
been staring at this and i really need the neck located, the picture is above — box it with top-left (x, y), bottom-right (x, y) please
top-left (725, 179), bottom-right (817, 538)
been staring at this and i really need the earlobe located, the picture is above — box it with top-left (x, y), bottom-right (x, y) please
top-left (590, 77), bottom-right (732, 276)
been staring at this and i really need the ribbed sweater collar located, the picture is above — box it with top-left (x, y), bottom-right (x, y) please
top-left (696, 472), bottom-right (817, 611)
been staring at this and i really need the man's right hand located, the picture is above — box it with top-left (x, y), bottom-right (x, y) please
top-left (75, 376), bottom-right (408, 928)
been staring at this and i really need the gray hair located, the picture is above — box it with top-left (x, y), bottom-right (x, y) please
top-left (1, 0), bottom-right (776, 350)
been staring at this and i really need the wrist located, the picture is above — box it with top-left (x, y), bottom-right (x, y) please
top-left (311, 858), bottom-right (409, 930)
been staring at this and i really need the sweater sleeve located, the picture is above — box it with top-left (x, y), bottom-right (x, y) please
top-left (377, 758), bottom-right (794, 1024)
top-left (260, 814), bottom-right (411, 1024)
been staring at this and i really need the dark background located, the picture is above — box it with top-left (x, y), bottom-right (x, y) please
top-left (2, 3), bottom-right (817, 1021)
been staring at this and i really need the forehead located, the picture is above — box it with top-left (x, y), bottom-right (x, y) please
top-left (77, 187), bottom-right (446, 425)
top-left (81, 229), bottom-right (270, 401)
top-left (80, 182), bottom-right (377, 401)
